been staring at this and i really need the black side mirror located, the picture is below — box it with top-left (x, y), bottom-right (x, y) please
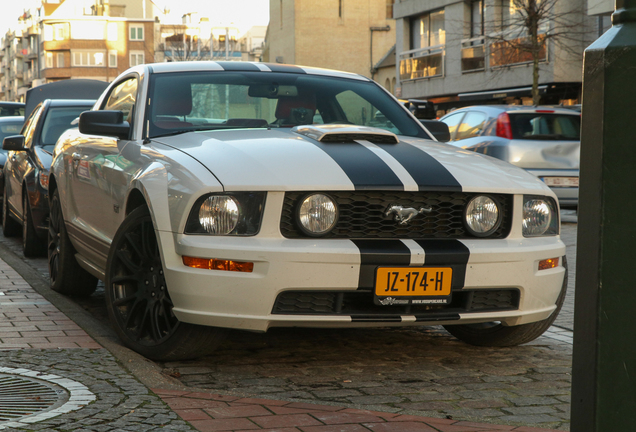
top-left (79, 110), bottom-right (130, 140)
top-left (2, 135), bottom-right (26, 151)
top-left (420, 120), bottom-right (451, 142)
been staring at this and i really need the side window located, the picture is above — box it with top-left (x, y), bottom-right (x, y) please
top-left (456, 111), bottom-right (487, 140)
top-left (440, 112), bottom-right (464, 141)
top-left (22, 105), bottom-right (44, 147)
top-left (103, 78), bottom-right (138, 129)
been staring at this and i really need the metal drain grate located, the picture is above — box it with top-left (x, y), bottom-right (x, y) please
top-left (0, 374), bottom-right (69, 421)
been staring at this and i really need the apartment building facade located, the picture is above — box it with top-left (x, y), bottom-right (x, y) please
top-left (0, 0), bottom-right (159, 102)
top-left (393, 0), bottom-right (599, 112)
top-left (265, 0), bottom-right (396, 87)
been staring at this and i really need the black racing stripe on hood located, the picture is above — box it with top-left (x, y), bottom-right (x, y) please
top-left (377, 142), bottom-right (462, 192)
top-left (308, 141), bottom-right (404, 190)
top-left (266, 64), bottom-right (307, 74)
top-left (215, 62), bottom-right (261, 71)
top-left (414, 240), bottom-right (470, 290)
top-left (352, 239), bottom-right (411, 289)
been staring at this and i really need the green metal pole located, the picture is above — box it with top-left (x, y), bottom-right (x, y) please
top-left (571, 1), bottom-right (636, 430)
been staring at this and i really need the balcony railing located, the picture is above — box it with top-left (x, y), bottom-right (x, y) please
top-left (489, 26), bottom-right (548, 68)
top-left (398, 44), bottom-right (444, 81)
top-left (461, 36), bottom-right (486, 73)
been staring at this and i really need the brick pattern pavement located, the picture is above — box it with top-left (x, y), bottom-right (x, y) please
top-left (0, 259), bottom-right (101, 350)
top-left (155, 389), bottom-right (561, 432)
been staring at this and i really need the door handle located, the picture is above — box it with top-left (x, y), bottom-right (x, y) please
top-left (72, 152), bottom-right (81, 161)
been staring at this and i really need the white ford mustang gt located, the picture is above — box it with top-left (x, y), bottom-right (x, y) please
top-left (48, 62), bottom-right (567, 360)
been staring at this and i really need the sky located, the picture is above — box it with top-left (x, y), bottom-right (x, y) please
top-left (0, 0), bottom-right (270, 36)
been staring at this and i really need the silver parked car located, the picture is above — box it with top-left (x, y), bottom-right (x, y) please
top-left (440, 106), bottom-right (580, 209)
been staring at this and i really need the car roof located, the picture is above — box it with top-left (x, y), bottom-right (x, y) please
top-left (25, 79), bottom-right (108, 119)
top-left (446, 105), bottom-right (579, 116)
top-left (0, 116), bottom-right (24, 123)
top-left (144, 61), bottom-right (370, 82)
top-left (0, 102), bottom-right (25, 107)
top-left (46, 99), bottom-right (96, 108)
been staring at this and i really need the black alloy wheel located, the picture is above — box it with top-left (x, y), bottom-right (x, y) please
top-left (105, 206), bottom-right (226, 361)
top-left (48, 189), bottom-right (98, 296)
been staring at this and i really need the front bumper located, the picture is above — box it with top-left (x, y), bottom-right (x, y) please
top-left (159, 232), bottom-right (566, 332)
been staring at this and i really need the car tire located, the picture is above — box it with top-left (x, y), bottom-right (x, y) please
top-left (443, 257), bottom-right (568, 347)
top-left (22, 193), bottom-right (46, 258)
top-left (105, 205), bottom-right (227, 361)
top-left (48, 189), bottom-right (98, 297)
top-left (2, 185), bottom-right (21, 237)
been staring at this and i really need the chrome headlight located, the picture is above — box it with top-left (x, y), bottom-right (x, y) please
top-left (464, 195), bottom-right (501, 237)
top-left (522, 196), bottom-right (559, 237)
top-left (296, 193), bottom-right (338, 236)
top-left (199, 196), bottom-right (239, 234)
top-left (185, 192), bottom-right (265, 235)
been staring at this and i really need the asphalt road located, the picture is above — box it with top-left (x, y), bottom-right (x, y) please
top-left (0, 212), bottom-right (579, 430)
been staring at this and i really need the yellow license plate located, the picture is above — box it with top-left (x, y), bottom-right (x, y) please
top-left (375, 267), bottom-right (452, 297)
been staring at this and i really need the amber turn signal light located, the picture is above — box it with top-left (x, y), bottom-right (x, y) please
top-left (182, 256), bottom-right (254, 273)
top-left (538, 257), bottom-right (559, 271)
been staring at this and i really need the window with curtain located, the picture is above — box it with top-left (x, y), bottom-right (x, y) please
top-left (410, 10), bottom-right (445, 49)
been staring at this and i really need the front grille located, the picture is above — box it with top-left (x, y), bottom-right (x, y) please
top-left (281, 191), bottom-right (512, 239)
top-left (272, 289), bottom-right (520, 316)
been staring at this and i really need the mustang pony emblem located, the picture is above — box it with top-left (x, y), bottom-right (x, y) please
top-left (385, 204), bottom-right (432, 225)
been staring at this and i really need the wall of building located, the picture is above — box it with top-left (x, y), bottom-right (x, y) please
top-left (394, 0), bottom-right (593, 106)
top-left (266, 0), bottom-right (296, 64)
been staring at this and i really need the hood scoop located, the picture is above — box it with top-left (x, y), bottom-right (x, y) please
top-left (292, 125), bottom-right (399, 144)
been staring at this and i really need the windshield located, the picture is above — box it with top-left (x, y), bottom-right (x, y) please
top-left (146, 71), bottom-right (424, 139)
top-left (509, 113), bottom-right (580, 140)
top-left (41, 106), bottom-right (91, 145)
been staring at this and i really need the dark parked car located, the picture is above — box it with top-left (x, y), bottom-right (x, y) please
top-left (440, 105), bottom-right (580, 209)
top-left (2, 99), bottom-right (95, 257)
top-left (0, 116), bottom-right (25, 209)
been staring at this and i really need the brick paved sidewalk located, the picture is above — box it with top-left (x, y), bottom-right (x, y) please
top-left (0, 254), bottom-right (562, 431)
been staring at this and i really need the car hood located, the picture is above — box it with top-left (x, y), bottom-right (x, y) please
top-left (151, 128), bottom-right (553, 195)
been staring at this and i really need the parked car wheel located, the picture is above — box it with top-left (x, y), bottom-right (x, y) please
top-left (444, 258), bottom-right (568, 347)
top-left (48, 189), bottom-right (98, 296)
top-left (2, 185), bottom-right (20, 237)
top-left (22, 192), bottom-right (46, 257)
top-left (105, 206), bottom-right (227, 361)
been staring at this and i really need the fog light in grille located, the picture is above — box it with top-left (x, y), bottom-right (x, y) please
top-left (538, 257), bottom-right (559, 271)
top-left (464, 195), bottom-right (501, 237)
top-left (297, 193), bottom-right (338, 236)
top-left (183, 256), bottom-right (254, 272)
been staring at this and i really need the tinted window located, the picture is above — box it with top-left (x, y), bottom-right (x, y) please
top-left (0, 104), bottom-right (25, 117)
top-left (509, 113), bottom-right (580, 140)
top-left (455, 111), bottom-right (487, 140)
top-left (146, 72), bottom-right (425, 139)
top-left (41, 106), bottom-right (91, 145)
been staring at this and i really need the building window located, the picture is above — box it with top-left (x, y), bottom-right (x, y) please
top-left (410, 10), bottom-right (445, 49)
top-left (109, 50), bottom-right (118, 67)
top-left (501, 0), bottom-right (521, 29)
top-left (72, 50), bottom-right (106, 66)
top-left (598, 14), bottom-right (611, 36)
top-left (44, 23), bottom-right (68, 41)
top-left (46, 52), bottom-right (53, 68)
top-left (471, 0), bottom-right (484, 37)
top-left (129, 25), bottom-right (144, 41)
top-left (57, 52), bottom-right (64, 67)
top-left (130, 51), bottom-right (144, 66)
top-left (386, 0), bottom-right (395, 19)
